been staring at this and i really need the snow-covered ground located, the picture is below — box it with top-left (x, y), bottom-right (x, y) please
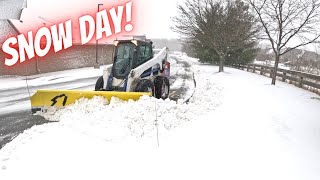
top-left (253, 60), bottom-right (290, 70)
top-left (0, 66), bottom-right (110, 91)
top-left (169, 54), bottom-right (197, 101)
top-left (0, 55), bottom-right (320, 180)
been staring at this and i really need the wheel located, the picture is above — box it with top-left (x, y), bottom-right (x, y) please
top-left (95, 76), bottom-right (104, 91)
top-left (135, 79), bottom-right (154, 95)
top-left (154, 76), bottom-right (170, 99)
top-left (164, 77), bottom-right (170, 99)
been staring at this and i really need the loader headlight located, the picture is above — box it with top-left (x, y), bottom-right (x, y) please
top-left (131, 40), bottom-right (138, 46)
top-left (113, 40), bottom-right (119, 46)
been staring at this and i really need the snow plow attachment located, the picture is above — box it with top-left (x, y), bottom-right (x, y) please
top-left (31, 90), bottom-right (151, 114)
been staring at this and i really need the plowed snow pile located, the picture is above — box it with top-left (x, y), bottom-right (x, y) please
top-left (33, 55), bottom-right (221, 141)
top-left (37, 76), bottom-right (222, 141)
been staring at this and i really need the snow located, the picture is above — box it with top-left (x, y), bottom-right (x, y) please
top-left (0, 65), bottom-right (111, 114)
top-left (0, 54), bottom-right (320, 180)
top-left (0, 82), bottom-right (96, 115)
top-left (253, 60), bottom-right (290, 70)
top-left (0, 0), bottom-right (23, 20)
top-left (169, 54), bottom-right (198, 101)
top-left (0, 20), bottom-right (18, 44)
top-left (0, 65), bottom-right (109, 91)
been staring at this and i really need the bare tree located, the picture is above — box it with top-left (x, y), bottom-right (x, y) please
top-left (247, 0), bottom-right (320, 85)
top-left (172, 0), bottom-right (259, 72)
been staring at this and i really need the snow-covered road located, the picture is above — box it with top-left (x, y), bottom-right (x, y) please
top-left (0, 55), bottom-right (320, 180)
top-left (0, 66), bottom-right (108, 114)
top-left (0, 69), bottom-right (103, 148)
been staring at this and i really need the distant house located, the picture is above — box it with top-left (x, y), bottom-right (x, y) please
top-left (256, 48), bottom-right (320, 63)
top-left (0, 4), bottom-right (114, 76)
top-left (255, 48), bottom-right (320, 74)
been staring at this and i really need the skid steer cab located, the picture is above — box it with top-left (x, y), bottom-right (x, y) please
top-left (95, 39), bottom-right (171, 99)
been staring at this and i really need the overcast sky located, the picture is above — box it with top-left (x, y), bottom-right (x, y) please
top-left (5, 0), bottom-right (319, 52)
top-left (27, 0), bottom-right (183, 39)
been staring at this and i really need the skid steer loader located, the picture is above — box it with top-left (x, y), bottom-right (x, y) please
top-left (95, 38), bottom-right (170, 98)
top-left (30, 37), bottom-right (170, 113)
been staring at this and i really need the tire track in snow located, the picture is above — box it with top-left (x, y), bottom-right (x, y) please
top-left (169, 55), bottom-right (194, 101)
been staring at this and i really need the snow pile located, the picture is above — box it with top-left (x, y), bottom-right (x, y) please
top-left (35, 76), bottom-right (222, 141)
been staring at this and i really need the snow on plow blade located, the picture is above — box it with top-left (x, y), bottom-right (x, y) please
top-left (31, 90), bottom-right (151, 114)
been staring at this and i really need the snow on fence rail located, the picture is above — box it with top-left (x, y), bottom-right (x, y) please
top-left (233, 64), bottom-right (320, 95)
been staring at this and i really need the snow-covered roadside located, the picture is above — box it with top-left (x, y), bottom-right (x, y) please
top-left (0, 65), bottom-right (111, 114)
top-left (0, 81), bottom-right (99, 115)
top-left (190, 65), bottom-right (320, 179)
top-left (0, 54), bottom-right (320, 180)
top-left (162, 65), bottom-right (320, 180)
top-left (0, 65), bottom-right (110, 91)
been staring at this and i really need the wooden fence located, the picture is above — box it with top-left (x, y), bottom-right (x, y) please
top-left (233, 64), bottom-right (320, 95)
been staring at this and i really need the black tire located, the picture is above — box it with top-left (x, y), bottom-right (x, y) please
top-left (135, 79), bottom-right (154, 95)
top-left (95, 76), bottom-right (104, 91)
top-left (154, 76), bottom-right (162, 99)
top-left (164, 77), bottom-right (170, 98)
top-left (154, 76), bottom-right (170, 99)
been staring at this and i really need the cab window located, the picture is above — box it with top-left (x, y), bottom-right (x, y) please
top-left (113, 43), bottom-right (134, 78)
top-left (137, 45), bottom-right (152, 66)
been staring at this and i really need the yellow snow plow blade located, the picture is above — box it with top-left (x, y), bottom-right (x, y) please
top-left (31, 89), bottom-right (151, 114)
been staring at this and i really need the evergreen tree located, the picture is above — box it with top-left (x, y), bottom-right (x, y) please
top-left (173, 0), bottom-right (259, 70)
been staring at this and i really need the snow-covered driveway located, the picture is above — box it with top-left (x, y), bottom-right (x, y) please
top-left (0, 56), bottom-right (319, 180)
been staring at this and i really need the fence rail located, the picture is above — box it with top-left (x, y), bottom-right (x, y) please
top-left (233, 64), bottom-right (320, 95)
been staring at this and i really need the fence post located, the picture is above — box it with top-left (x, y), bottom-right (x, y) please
top-left (260, 67), bottom-right (264, 75)
top-left (282, 72), bottom-right (286, 82)
top-left (299, 76), bottom-right (303, 88)
top-left (253, 65), bottom-right (256, 73)
top-left (247, 65), bottom-right (250, 71)
top-left (270, 69), bottom-right (273, 78)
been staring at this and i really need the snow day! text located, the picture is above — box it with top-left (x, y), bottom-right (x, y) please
top-left (1, 1), bottom-right (133, 67)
